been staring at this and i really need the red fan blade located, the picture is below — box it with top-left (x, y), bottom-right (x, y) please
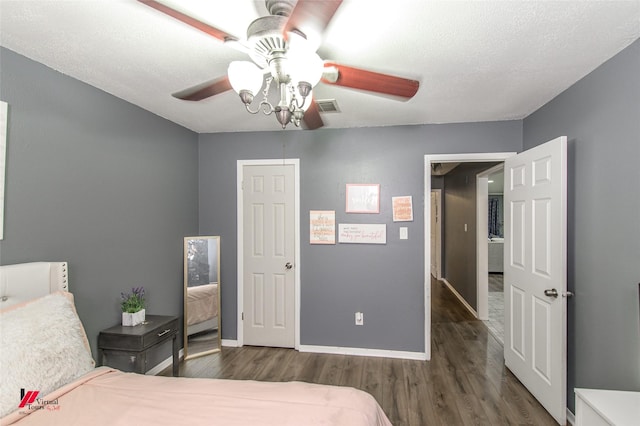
top-left (283, 0), bottom-right (343, 40)
top-left (322, 62), bottom-right (419, 100)
top-left (138, 0), bottom-right (238, 43)
top-left (172, 76), bottom-right (232, 101)
top-left (302, 99), bottom-right (324, 130)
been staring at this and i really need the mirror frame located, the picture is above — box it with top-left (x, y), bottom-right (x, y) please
top-left (184, 236), bottom-right (221, 360)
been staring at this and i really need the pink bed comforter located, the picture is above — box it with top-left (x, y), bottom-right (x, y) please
top-left (2, 368), bottom-right (392, 426)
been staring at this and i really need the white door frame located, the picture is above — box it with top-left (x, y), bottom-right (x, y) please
top-left (237, 159), bottom-right (301, 349)
top-left (476, 163), bottom-right (505, 321)
top-left (424, 152), bottom-right (515, 359)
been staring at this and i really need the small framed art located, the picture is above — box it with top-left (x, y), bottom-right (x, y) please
top-left (345, 184), bottom-right (380, 214)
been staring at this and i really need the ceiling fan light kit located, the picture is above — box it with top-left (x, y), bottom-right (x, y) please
top-left (140, 0), bottom-right (419, 130)
top-left (227, 27), bottom-right (324, 128)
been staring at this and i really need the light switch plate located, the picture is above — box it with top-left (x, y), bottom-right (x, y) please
top-left (400, 227), bottom-right (408, 240)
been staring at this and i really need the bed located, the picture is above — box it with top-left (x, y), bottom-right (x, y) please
top-left (186, 283), bottom-right (218, 336)
top-left (0, 262), bottom-right (391, 426)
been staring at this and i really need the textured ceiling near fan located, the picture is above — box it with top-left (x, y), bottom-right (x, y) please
top-left (0, 0), bottom-right (638, 133)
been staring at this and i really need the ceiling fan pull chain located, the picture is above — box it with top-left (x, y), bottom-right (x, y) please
top-left (288, 85), bottom-right (299, 110)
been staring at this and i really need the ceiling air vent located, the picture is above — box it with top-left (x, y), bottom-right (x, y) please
top-left (315, 99), bottom-right (341, 113)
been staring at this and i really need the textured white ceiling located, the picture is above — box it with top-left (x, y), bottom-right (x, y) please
top-left (1, 0), bottom-right (639, 133)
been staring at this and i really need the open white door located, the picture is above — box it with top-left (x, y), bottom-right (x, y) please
top-left (504, 136), bottom-right (567, 424)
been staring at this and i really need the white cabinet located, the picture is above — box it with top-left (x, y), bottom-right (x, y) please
top-left (488, 240), bottom-right (503, 273)
top-left (574, 388), bottom-right (640, 426)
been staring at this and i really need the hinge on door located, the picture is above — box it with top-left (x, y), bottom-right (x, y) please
top-left (241, 312), bottom-right (244, 321)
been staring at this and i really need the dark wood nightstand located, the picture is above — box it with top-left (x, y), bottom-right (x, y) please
top-left (98, 315), bottom-right (179, 376)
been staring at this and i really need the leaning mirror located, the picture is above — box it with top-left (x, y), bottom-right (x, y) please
top-left (184, 236), bottom-right (221, 359)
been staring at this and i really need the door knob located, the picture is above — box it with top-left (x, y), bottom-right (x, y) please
top-left (285, 262), bottom-right (293, 270)
top-left (544, 288), bottom-right (574, 298)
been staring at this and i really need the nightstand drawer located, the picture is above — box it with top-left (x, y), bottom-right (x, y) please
top-left (142, 318), bottom-right (179, 348)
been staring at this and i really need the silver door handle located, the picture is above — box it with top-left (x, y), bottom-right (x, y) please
top-left (285, 262), bottom-right (293, 270)
top-left (544, 288), bottom-right (574, 298)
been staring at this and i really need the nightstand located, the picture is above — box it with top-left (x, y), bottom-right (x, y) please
top-left (98, 315), bottom-right (179, 377)
top-left (575, 388), bottom-right (640, 426)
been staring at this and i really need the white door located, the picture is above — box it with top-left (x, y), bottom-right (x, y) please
top-left (242, 164), bottom-right (296, 347)
top-left (430, 190), bottom-right (441, 279)
top-left (504, 136), bottom-right (567, 424)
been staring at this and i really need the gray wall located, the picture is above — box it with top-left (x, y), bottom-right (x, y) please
top-left (199, 122), bottom-right (522, 352)
top-left (0, 48), bottom-right (199, 358)
top-left (442, 162), bottom-right (496, 309)
top-left (523, 39), bottom-right (640, 411)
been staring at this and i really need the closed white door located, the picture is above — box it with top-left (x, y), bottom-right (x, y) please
top-left (504, 136), bottom-right (567, 424)
top-left (242, 164), bottom-right (296, 347)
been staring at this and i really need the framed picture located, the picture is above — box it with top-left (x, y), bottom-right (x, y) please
top-left (346, 184), bottom-right (380, 214)
top-left (392, 196), bottom-right (413, 222)
top-left (309, 210), bottom-right (336, 244)
top-left (338, 223), bottom-right (386, 244)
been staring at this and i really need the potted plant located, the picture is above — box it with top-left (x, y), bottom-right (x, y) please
top-left (120, 286), bottom-right (145, 326)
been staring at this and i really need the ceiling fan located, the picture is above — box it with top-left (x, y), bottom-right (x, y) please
top-left (139, 0), bottom-right (420, 130)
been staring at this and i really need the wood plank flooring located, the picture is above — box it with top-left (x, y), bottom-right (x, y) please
top-left (161, 278), bottom-right (558, 425)
top-left (485, 273), bottom-right (505, 343)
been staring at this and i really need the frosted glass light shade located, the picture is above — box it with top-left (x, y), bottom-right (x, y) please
top-left (289, 51), bottom-right (324, 87)
top-left (228, 61), bottom-right (263, 95)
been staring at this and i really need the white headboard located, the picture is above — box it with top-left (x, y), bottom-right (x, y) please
top-left (0, 262), bottom-right (68, 309)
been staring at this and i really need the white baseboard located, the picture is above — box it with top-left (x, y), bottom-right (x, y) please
top-left (441, 278), bottom-right (478, 318)
top-left (566, 408), bottom-right (575, 425)
top-left (299, 344), bottom-right (427, 361)
top-left (221, 339), bottom-right (239, 347)
top-left (146, 348), bottom-right (184, 376)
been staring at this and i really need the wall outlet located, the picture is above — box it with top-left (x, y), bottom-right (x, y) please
top-left (355, 312), bottom-right (364, 325)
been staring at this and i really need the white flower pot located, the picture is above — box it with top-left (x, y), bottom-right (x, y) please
top-left (122, 308), bottom-right (145, 326)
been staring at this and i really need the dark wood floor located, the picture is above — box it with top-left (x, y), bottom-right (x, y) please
top-left (161, 278), bottom-right (557, 425)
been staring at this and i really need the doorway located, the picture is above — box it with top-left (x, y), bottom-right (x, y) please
top-left (423, 152), bottom-right (514, 358)
top-left (424, 137), bottom-right (568, 424)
